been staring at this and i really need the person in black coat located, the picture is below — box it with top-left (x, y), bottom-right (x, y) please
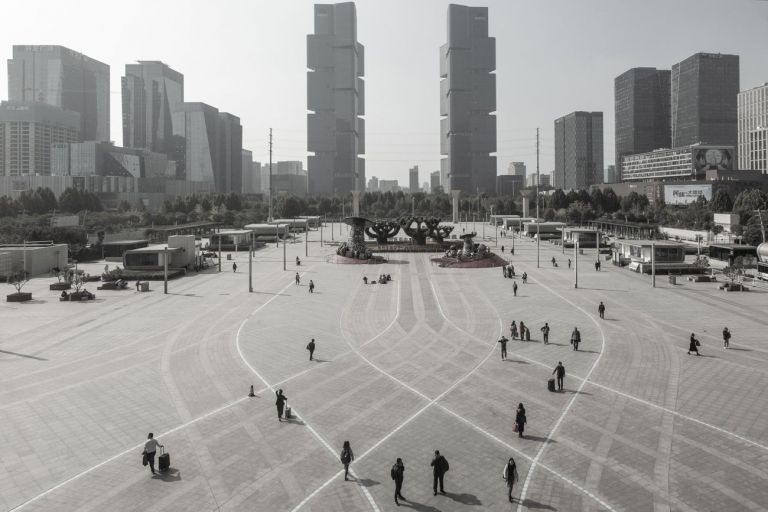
top-left (430, 450), bottom-right (449, 495)
top-left (275, 389), bottom-right (288, 421)
top-left (688, 333), bottom-right (701, 356)
top-left (515, 403), bottom-right (526, 438)
top-left (552, 362), bottom-right (565, 391)
top-left (498, 336), bottom-right (509, 360)
top-left (391, 457), bottom-right (406, 505)
top-left (503, 457), bottom-right (519, 503)
top-left (307, 338), bottom-right (316, 361)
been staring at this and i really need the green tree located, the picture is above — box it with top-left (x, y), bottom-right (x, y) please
top-left (709, 189), bottom-right (733, 213)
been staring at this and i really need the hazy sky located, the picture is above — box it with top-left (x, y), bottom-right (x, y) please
top-left (1, 0), bottom-right (766, 185)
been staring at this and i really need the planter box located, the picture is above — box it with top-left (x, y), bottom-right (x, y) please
top-left (7, 292), bottom-right (32, 302)
top-left (50, 282), bottom-right (72, 291)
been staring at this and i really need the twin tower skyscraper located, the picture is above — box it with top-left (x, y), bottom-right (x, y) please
top-left (307, 3), bottom-right (496, 196)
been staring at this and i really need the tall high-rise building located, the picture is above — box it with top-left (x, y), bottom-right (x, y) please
top-left (307, 2), bottom-right (365, 195)
top-left (217, 113), bottom-right (243, 195)
top-left (172, 102), bottom-right (243, 192)
top-left (671, 53), bottom-right (739, 148)
top-left (440, 4), bottom-right (496, 195)
top-left (738, 82), bottom-right (768, 172)
top-left (554, 111), bottom-right (603, 189)
top-left (367, 175), bottom-right (379, 192)
top-left (409, 165), bottom-right (419, 192)
top-left (604, 165), bottom-right (617, 183)
top-left (615, 67), bottom-right (671, 180)
top-left (509, 161), bottom-right (526, 178)
top-left (0, 101), bottom-right (80, 176)
top-left (430, 170), bottom-right (441, 193)
top-left (122, 61), bottom-right (184, 158)
top-left (241, 149), bottom-right (256, 193)
top-left (7, 45), bottom-right (109, 141)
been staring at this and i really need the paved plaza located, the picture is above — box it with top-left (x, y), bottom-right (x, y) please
top-left (1, 226), bottom-right (768, 512)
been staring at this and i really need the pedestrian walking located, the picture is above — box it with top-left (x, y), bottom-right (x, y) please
top-left (498, 336), bottom-right (509, 360)
top-left (522, 272), bottom-right (527, 284)
top-left (552, 257), bottom-right (557, 267)
top-left (524, 326), bottom-right (530, 341)
top-left (594, 261), bottom-right (599, 271)
top-left (135, 280), bottom-right (141, 291)
top-left (503, 457), bottom-right (519, 503)
top-left (275, 389), bottom-right (288, 421)
top-left (340, 440), bottom-right (354, 481)
top-left (688, 333), bottom-right (701, 356)
top-left (598, 301), bottom-right (606, 319)
top-left (503, 266), bottom-right (508, 278)
top-left (570, 327), bottom-right (581, 351)
top-left (501, 245), bottom-right (505, 253)
top-left (540, 323), bottom-right (550, 344)
top-left (514, 403), bottom-right (526, 438)
top-left (391, 458), bottom-right (406, 505)
top-left (308, 280), bottom-right (315, 293)
top-left (296, 256), bottom-right (301, 266)
top-left (519, 321), bottom-right (526, 341)
top-left (723, 327), bottom-right (731, 349)
top-left (306, 338), bottom-right (316, 361)
top-left (142, 433), bottom-right (164, 475)
top-left (232, 262), bottom-right (237, 272)
top-left (513, 281), bottom-right (518, 297)
top-left (295, 272), bottom-right (300, 285)
top-left (510, 321), bottom-right (518, 340)
top-left (511, 247), bottom-right (515, 256)
top-left (430, 450), bottom-right (449, 495)
top-left (552, 361), bottom-right (565, 391)
top-left (568, 258), bottom-right (572, 269)
top-left (510, 264), bottom-right (515, 276)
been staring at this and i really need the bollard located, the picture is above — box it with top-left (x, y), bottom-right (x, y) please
top-left (248, 385), bottom-right (255, 397)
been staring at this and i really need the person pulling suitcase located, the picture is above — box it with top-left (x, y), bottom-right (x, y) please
top-left (142, 433), bottom-right (164, 475)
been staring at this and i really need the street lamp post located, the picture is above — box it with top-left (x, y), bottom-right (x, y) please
top-left (249, 236), bottom-right (253, 293)
top-left (574, 240), bottom-right (579, 289)
top-left (652, 242), bottom-right (656, 288)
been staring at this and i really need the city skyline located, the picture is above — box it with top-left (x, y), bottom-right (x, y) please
top-left (1, 0), bottom-right (766, 188)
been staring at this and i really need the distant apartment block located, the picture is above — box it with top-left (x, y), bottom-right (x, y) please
top-left (671, 53), bottom-right (739, 148)
top-left (496, 174), bottom-right (523, 196)
top-left (307, 2), bottom-right (365, 195)
top-left (367, 175), bottom-right (379, 192)
top-left (440, 4), bottom-right (496, 195)
top-left (409, 165), bottom-right (419, 192)
top-left (604, 165), bottom-right (617, 183)
top-left (8, 45), bottom-right (110, 141)
top-left (241, 150), bottom-right (261, 194)
top-left (122, 61), bottom-right (184, 158)
top-left (379, 179), bottom-right (398, 193)
top-left (738, 82), bottom-right (768, 172)
top-left (526, 173), bottom-right (550, 188)
top-left (430, 171), bottom-right (441, 193)
top-left (0, 101), bottom-right (80, 176)
top-left (615, 67), bottom-right (670, 180)
top-left (509, 161), bottom-right (526, 178)
top-left (51, 141), bottom-right (173, 179)
top-left (554, 111), bottom-right (603, 189)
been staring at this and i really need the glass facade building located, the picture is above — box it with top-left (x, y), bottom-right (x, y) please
top-left (440, 4), bottom-right (497, 195)
top-left (122, 61), bottom-right (184, 158)
top-left (671, 53), bottom-right (739, 148)
top-left (615, 68), bottom-right (671, 180)
top-left (554, 111), bottom-right (603, 189)
top-left (307, 2), bottom-right (365, 195)
top-left (620, 144), bottom-right (735, 181)
top-left (737, 83), bottom-right (768, 172)
top-left (8, 45), bottom-right (110, 142)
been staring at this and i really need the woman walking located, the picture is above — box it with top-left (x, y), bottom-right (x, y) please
top-left (687, 333), bottom-right (701, 356)
top-left (275, 389), bottom-right (288, 421)
top-left (340, 441), bottom-right (354, 481)
top-left (519, 321), bottom-right (526, 341)
top-left (503, 457), bottom-right (519, 502)
top-left (515, 403), bottom-right (527, 438)
top-left (510, 321), bottom-right (518, 340)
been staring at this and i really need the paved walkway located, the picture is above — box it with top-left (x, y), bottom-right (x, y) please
top-left (1, 228), bottom-right (767, 511)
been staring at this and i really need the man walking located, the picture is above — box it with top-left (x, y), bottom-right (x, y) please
top-left (142, 433), bottom-right (164, 475)
top-left (540, 323), bottom-right (550, 344)
top-left (391, 458), bottom-right (406, 505)
top-left (571, 327), bottom-right (581, 351)
top-left (307, 338), bottom-right (316, 361)
top-left (552, 361), bottom-right (565, 391)
top-left (309, 280), bottom-right (315, 293)
top-left (232, 262), bottom-right (237, 272)
top-left (430, 450), bottom-right (449, 495)
top-left (722, 327), bottom-right (731, 349)
top-left (568, 258), bottom-right (572, 269)
top-left (275, 389), bottom-right (288, 421)
top-left (498, 336), bottom-right (509, 360)
top-left (512, 281), bottom-right (518, 297)
top-left (598, 301), bottom-right (606, 319)
top-left (295, 272), bottom-right (300, 285)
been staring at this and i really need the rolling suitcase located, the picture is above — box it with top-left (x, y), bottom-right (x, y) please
top-left (547, 378), bottom-right (556, 392)
top-left (284, 405), bottom-right (292, 420)
top-left (158, 446), bottom-right (170, 472)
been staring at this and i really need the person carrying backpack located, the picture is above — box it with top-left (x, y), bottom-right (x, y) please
top-left (503, 457), bottom-right (519, 503)
top-left (391, 457), bottom-right (406, 505)
top-left (430, 450), bottom-right (449, 495)
top-left (340, 440), bottom-right (354, 481)
top-left (722, 327), bottom-right (731, 349)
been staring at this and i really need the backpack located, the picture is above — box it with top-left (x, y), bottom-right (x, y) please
top-left (391, 464), bottom-right (397, 480)
top-left (443, 457), bottom-right (449, 472)
top-left (340, 449), bottom-right (351, 464)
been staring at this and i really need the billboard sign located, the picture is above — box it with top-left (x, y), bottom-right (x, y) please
top-left (664, 184), bottom-right (713, 205)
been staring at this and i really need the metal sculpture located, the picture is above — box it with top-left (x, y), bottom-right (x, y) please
top-left (443, 232), bottom-right (490, 260)
top-left (430, 224), bottom-right (454, 243)
top-left (365, 220), bottom-right (401, 244)
top-left (338, 217), bottom-right (374, 259)
top-left (399, 216), bottom-right (433, 245)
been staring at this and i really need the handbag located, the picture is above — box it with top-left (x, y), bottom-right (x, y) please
top-left (142, 450), bottom-right (148, 466)
top-left (513, 423), bottom-right (519, 433)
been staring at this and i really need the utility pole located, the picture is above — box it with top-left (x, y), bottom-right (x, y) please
top-left (268, 128), bottom-right (273, 222)
top-left (218, 236), bottom-right (222, 272)
top-left (536, 127), bottom-right (540, 268)
top-left (652, 241), bottom-right (656, 288)
top-left (574, 240), bottom-right (578, 289)
top-left (305, 223), bottom-right (308, 257)
top-left (163, 247), bottom-right (169, 294)
top-left (248, 236), bottom-right (253, 293)
top-left (283, 228), bottom-right (286, 271)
